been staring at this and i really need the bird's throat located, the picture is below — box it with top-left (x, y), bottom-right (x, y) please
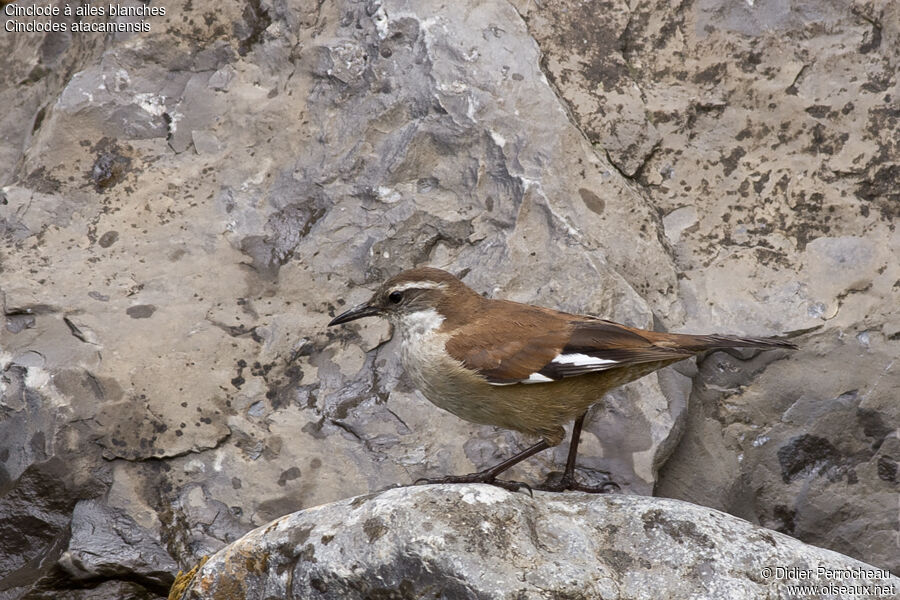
top-left (395, 308), bottom-right (452, 396)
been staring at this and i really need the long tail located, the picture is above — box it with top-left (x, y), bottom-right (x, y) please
top-left (676, 334), bottom-right (798, 352)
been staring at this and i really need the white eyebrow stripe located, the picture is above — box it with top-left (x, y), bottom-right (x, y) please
top-left (389, 281), bottom-right (447, 293)
top-left (551, 353), bottom-right (618, 367)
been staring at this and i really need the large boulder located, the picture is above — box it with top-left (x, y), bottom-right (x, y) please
top-left (172, 484), bottom-right (900, 599)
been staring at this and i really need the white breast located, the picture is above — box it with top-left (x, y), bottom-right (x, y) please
top-left (394, 309), bottom-right (449, 392)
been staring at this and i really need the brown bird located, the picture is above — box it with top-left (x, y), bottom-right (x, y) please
top-left (329, 267), bottom-right (796, 492)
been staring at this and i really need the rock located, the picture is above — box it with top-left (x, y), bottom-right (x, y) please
top-left (57, 499), bottom-right (177, 591)
top-left (1, 0), bottom-right (898, 594)
top-left (511, 0), bottom-right (662, 177)
top-left (16, 580), bottom-right (163, 600)
top-left (3, 4), bottom-right (684, 595)
top-left (663, 206), bottom-right (699, 245)
top-left (657, 335), bottom-right (900, 574)
top-left (512, 0), bottom-right (900, 574)
top-left (173, 484), bottom-right (900, 600)
top-left (0, 459), bottom-right (84, 598)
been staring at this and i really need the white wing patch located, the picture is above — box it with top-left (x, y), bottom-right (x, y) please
top-left (522, 373), bottom-right (554, 384)
top-left (486, 372), bottom-right (554, 386)
top-left (482, 354), bottom-right (621, 386)
top-left (551, 353), bottom-right (618, 368)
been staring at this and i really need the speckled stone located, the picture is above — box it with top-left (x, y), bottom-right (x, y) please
top-left (174, 485), bottom-right (900, 600)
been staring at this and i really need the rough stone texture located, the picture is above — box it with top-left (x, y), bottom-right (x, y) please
top-left (512, 0), bottom-right (900, 575)
top-left (1, 1), bottom-right (683, 596)
top-left (58, 499), bottom-right (178, 591)
top-left (0, 0), bottom-right (897, 597)
top-left (174, 484), bottom-right (900, 600)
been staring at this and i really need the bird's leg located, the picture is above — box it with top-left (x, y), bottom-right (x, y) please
top-left (559, 411), bottom-right (587, 484)
top-left (536, 412), bottom-right (619, 493)
top-left (414, 440), bottom-right (550, 493)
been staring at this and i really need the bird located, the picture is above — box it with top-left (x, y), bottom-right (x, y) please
top-left (328, 267), bottom-right (797, 492)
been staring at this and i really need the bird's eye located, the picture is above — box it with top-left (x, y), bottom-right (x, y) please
top-left (388, 291), bottom-right (403, 304)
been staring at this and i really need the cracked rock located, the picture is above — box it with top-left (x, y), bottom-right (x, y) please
top-left (2, 0), bottom-right (898, 595)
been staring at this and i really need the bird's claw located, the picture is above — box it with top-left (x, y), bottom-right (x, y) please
top-left (536, 470), bottom-right (620, 494)
top-left (413, 474), bottom-right (533, 496)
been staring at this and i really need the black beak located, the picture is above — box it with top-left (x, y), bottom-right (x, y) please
top-left (328, 302), bottom-right (381, 326)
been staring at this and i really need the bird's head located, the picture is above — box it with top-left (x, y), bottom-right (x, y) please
top-left (328, 267), bottom-right (478, 327)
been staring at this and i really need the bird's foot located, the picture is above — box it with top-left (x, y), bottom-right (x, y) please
top-left (536, 469), bottom-right (620, 494)
top-left (413, 473), bottom-right (533, 495)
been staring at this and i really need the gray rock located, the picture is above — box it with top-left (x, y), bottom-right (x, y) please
top-left (3, 7), bottom-right (681, 595)
top-left (658, 337), bottom-right (900, 574)
top-left (1, 0), bottom-right (898, 595)
top-left (11, 580), bottom-right (161, 600)
top-left (0, 459), bottom-right (81, 598)
top-left (173, 484), bottom-right (900, 600)
top-left (512, 0), bottom-right (662, 177)
top-left (58, 499), bottom-right (177, 590)
top-left (513, 0), bottom-right (900, 574)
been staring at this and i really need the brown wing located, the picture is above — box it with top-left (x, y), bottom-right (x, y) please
top-left (534, 320), bottom-right (695, 379)
top-left (443, 302), bottom-right (690, 384)
top-left (443, 302), bottom-right (572, 384)
top-left (443, 301), bottom-right (795, 385)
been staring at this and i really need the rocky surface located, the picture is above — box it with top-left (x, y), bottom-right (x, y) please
top-left (513, 0), bottom-right (900, 574)
top-left (173, 484), bottom-right (900, 600)
top-left (0, 0), bottom-right (897, 597)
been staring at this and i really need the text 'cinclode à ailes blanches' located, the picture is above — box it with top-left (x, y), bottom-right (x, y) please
top-left (4, 3), bottom-right (166, 33)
